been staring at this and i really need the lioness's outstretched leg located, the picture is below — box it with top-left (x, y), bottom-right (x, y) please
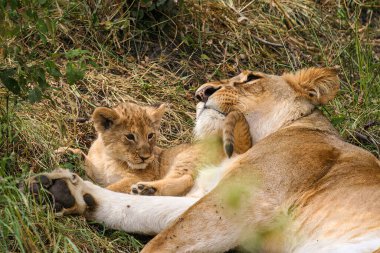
top-left (27, 169), bottom-right (198, 234)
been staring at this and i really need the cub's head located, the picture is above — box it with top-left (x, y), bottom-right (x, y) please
top-left (195, 67), bottom-right (339, 142)
top-left (92, 103), bottom-right (166, 169)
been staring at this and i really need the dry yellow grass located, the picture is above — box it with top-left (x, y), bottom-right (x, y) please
top-left (0, 0), bottom-right (378, 252)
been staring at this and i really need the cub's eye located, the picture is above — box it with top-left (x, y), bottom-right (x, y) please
top-left (126, 134), bottom-right (135, 141)
top-left (148, 133), bottom-right (155, 140)
top-left (245, 74), bottom-right (262, 82)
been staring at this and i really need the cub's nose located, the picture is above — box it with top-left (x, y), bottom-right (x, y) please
top-left (139, 154), bottom-right (150, 161)
top-left (195, 85), bottom-right (221, 102)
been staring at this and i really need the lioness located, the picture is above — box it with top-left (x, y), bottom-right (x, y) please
top-left (28, 67), bottom-right (380, 252)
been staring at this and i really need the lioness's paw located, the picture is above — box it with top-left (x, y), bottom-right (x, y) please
top-left (26, 169), bottom-right (96, 215)
top-left (131, 183), bottom-right (157, 195)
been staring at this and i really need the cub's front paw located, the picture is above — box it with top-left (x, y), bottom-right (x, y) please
top-left (25, 168), bottom-right (96, 215)
top-left (131, 183), bottom-right (157, 195)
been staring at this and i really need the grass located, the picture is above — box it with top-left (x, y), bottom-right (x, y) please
top-left (0, 0), bottom-right (379, 252)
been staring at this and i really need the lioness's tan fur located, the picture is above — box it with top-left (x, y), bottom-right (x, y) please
top-left (141, 67), bottom-right (380, 252)
top-left (30, 67), bottom-right (380, 252)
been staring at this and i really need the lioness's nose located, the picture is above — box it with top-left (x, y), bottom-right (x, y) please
top-left (195, 85), bottom-right (221, 102)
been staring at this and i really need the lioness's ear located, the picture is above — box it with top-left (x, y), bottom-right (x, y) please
top-left (147, 104), bottom-right (167, 127)
top-left (92, 107), bottom-right (119, 133)
top-left (283, 67), bottom-right (340, 105)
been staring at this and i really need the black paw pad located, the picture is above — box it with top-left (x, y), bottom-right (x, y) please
top-left (36, 175), bottom-right (53, 188)
top-left (83, 193), bottom-right (96, 210)
top-left (139, 185), bottom-right (157, 196)
top-left (131, 184), bottom-right (157, 195)
top-left (29, 180), bottom-right (53, 205)
top-left (53, 202), bottom-right (63, 212)
top-left (30, 182), bottom-right (41, 195)
top-left (48, 179), bottom-right (75, 209)
top-left (28, 175), bottom-right (52, 195)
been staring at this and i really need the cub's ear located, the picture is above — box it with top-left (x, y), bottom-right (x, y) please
top-left (147, 104), bottom-right (167, 127)
top-left (283, 67), bottom-right (340, 105)
top-left (92, 107), bottom-right (119, 133)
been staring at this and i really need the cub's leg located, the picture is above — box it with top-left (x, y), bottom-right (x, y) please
top-left (106, 174), bottom-right (144, 193)
top-left (131, 174), bottom-right (193, 196)
top-left (131, 152), bottom-right (196, 196)
top-left (223, 110), bottom-right (252, 157)
top-left (132, 138), bottom-right (226, 196)
top-left (55, 147), bottom-right (87, 158)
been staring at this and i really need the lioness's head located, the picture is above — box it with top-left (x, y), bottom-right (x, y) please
top-left (92, 103), bottom-right (166, 169)
top-left (195, 67), bottom-right (339, 143)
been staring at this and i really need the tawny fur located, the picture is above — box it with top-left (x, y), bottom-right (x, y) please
top-left (86, 103), bottom-right (168, 191)
top-left (223, 110), bottom-right (252, 157)
top-left (133, 115), bottom-right (253, 196)
top-left (87, 102), bottom-right (252, 196)
top-left (132, 136), bottom-right (226, 196)
top-left (30, 67), bottom-right (380, 253)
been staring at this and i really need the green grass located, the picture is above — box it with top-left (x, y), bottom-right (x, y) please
top-left (0, 0), bottom-right (379, 252)
top-left (0, 178), bottom-right (144, 252)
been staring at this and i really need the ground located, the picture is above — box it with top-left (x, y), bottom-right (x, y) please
top-left (0, 1), bottom-right (379, 252)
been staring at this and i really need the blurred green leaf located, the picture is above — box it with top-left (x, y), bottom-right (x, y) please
top-left (156, 0), bottom-right (167, 7)
top-left (45, 60), bottom-right (62, 78)
top-left (30, 67), bottom-right (48, 90)
top-left (331, 115), bottom-right (346, 126)
top-left (0, 0), bottom-right (6, 8)
top-left (337, 8), bottom-right (347, 20)
top-left (66, 62), bottom-right (84, 85)
top-left (36, 19), bottom-right (48, 34)
top-left (9, 0), bottom-right (19, 9)
top-left (25, 9), bottom-right (38, 20)
top-left (61, 162), bottom-right (75, 170)
top-left (65, 49), bottom-right (90, 59)
top-left (201, 54), bottom-right (210, 60)
top-left (0, 69), bottom-right (20, 95)
top-left (27, 88), bottom-right (43, 103)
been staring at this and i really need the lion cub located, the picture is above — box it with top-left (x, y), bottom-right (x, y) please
top-left (85, 102), bottom-right (167, 189)
top-left (86, 102), bottom-right (252, 196)
top-left (128, 109), bottom-right (253, 196)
